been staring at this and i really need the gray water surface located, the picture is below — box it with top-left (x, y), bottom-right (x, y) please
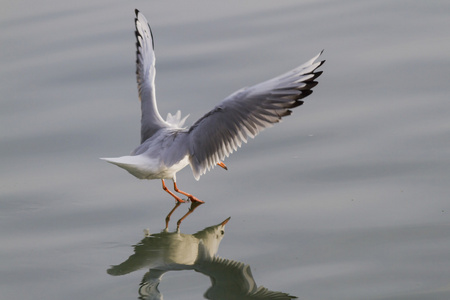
top-left (1, 0), bottom-right (450, 299)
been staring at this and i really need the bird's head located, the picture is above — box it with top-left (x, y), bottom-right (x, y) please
top-left (194, 217), bottom-right (231, 258)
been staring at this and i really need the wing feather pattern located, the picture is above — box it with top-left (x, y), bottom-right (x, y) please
top-left (188, 51), bottom-right (325, 180)
top-left (135, 10), bottom-right (168, 143)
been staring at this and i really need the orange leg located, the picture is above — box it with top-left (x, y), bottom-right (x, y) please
top-left (161, 179), bottom-right (185, 203)
top-left (173, 182), bottom-right (204, 203)
top-left (217, 162), bottom-right (228, 170)
top-left (176, 201), bottom-right (203, 229)
top-left (165, 201), bottom-right (182, 229)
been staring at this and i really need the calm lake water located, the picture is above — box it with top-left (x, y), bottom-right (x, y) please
top-left (1, 0), bottom-right (450, 299)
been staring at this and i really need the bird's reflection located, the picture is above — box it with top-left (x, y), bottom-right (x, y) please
top-left (107, 218), bottom-right (297, 299)
top-left (164, 201), bottom-right (203, 230)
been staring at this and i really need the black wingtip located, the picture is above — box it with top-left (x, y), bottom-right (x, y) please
top-left (317, 49), bottom-right (325, 58)
top-left (317, 50), bottom-right (325, 66)
top-left (317, 60), bottom-right (326, 69)
top-left (134, 9), bottom-right (155, 50)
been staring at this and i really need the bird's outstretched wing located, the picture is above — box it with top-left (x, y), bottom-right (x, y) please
top-left (187, 52), bottom-right (325, 180)
top-left (135, 9), bottom-right (169, 143)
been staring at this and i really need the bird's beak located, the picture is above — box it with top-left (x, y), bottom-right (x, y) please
top-left (221, 217), bottom-right (231, 226)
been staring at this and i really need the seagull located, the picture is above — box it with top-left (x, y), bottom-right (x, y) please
top-left (107, 218), bottom-right (296, 299)
top-left (101, 9), bottom-right (325, 203)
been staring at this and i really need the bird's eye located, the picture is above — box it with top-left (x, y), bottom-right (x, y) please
top-left (221, 230), bottom-right (225, 235)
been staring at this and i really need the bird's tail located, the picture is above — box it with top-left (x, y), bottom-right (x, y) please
top-left (100, 155), bottom-right (154, 179)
